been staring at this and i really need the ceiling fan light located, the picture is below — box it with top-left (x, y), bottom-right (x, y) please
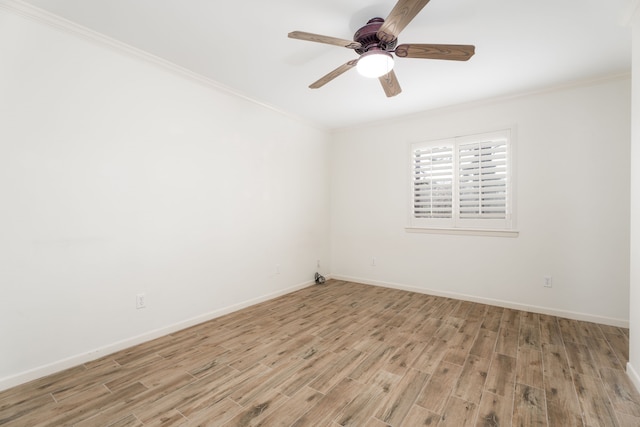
top-left (357, 51), bottom-right (394, 78)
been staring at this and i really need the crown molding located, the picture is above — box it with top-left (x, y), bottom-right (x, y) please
top-left (331, 71), bottom-right (631, 133)
top-left (0, 0), bottom-right (327, 132)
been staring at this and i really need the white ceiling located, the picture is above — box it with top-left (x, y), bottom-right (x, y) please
top-left (18, 0), bottom-right (633, 129)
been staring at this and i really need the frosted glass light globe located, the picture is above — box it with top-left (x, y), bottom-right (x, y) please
top-left (357, 51), bottom-right (394, 78)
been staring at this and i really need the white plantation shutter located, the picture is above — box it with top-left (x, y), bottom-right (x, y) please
top-left (458, 136), bottom-right (508, 220)
top-left (411, 130), bottom-right (512, 230)
top-left (412, 143), bottom-right (454, 220)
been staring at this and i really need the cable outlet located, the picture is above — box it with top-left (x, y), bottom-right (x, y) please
top-left (543, 277), bottom-right (553, 288)
top-left (136, 293), bottom-right (146, 309)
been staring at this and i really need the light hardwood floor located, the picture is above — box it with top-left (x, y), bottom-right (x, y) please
top-left (1, 280), bottom-right (639, 426)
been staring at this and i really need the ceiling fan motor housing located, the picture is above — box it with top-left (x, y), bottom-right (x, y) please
top-left (354, 17), bottom-right (397, 54)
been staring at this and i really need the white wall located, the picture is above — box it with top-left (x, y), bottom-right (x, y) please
top-left (0, 7), bottom-right (330, 390)
top-left (331, 77), bottom-right (631, 326)
top-left (0, 1), bottom-right (633, 393)
top-left (628, 9), bottom-right (640, 391)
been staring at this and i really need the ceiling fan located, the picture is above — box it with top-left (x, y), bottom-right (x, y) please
top-left (288, 0), bottom-right (475, 97)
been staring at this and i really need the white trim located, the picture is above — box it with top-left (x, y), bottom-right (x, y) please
top-left (405, 227), bottom-right (519, 237)
top-left (331, 73), bottom-right (631, 133)
top-left (1, 0), bottom-right (628, 134)
top-left (331, 275), bottom-right (629, 328)
top-left (0, 0), bottom-right (325, 132)
top-left (0, 279), bottom-right (317, 392)
top-left (409, 128), bottom-right (515, 232)
top-left (627, 363), bottom-right (640, 393)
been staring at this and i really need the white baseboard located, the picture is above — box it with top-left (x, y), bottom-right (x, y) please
top-left (0, 279), bottom-right (316, 392)
top-left (0, 274), bottom-right (625, 392)
top-left (628, 363), bottom-right (640, 394)
top-left (331, 275), bottom-right (629, 328)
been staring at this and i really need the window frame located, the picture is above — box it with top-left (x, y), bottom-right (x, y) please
top-left (408, 129), bottom-right (516, 234)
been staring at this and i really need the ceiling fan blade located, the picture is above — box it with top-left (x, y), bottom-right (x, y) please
top-left (379, 70), bottom-right (402, 97)
top-left (377, 0), bottom-right (432, 43)
top-left (288, 31), bottom-right (361, 49)
top-left (395, 44), bottom-right (475, 61)
top-left (309, 60), bottom-right (358, 89)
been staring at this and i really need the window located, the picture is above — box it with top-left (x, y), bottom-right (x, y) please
top-left (410, 129), bottom-right (513, 231)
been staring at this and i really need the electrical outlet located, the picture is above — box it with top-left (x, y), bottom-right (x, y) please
top-left (371, 257), bottom-right (376, 267)
top-left (317, 259), bottom-right (320, 269)
top-left (276, 264), bottom-right (280, 274)
top-left (543, 277), bottom-right (553, 288)
top-left (136, 293), bottom-right (146, 309)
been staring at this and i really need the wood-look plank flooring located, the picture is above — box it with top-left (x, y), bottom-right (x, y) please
top-left (1, 279), bottom-right (639, 426)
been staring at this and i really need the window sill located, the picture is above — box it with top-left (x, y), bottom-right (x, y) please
top-left (405, 227), bottom-right (519, 238)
